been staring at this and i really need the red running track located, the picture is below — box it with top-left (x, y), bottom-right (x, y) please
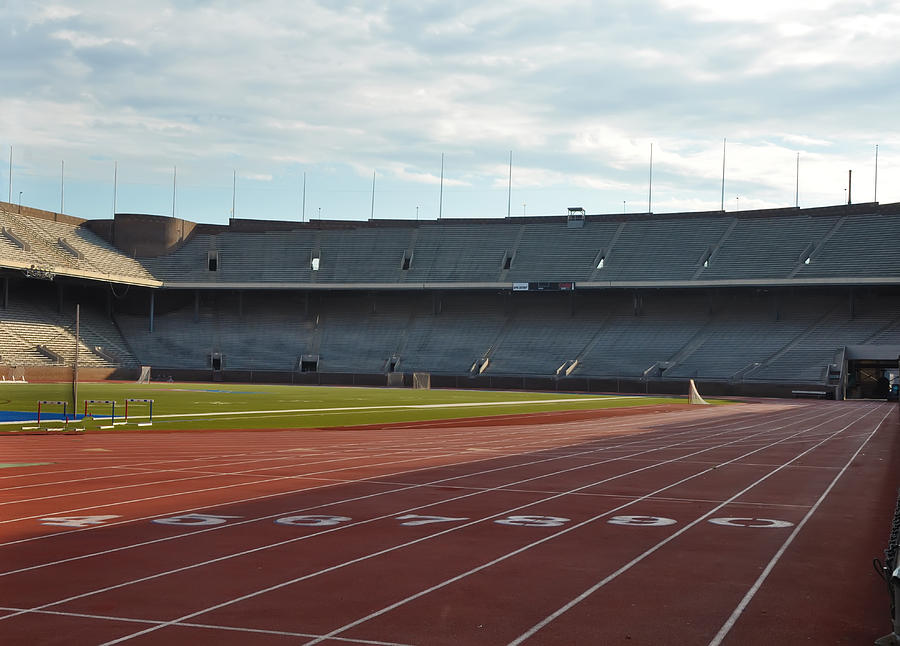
top-left (0, 400), bottom-right (897, 645)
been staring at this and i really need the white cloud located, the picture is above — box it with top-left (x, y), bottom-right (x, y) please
top-left (2, 0), bottom-right (899, 221)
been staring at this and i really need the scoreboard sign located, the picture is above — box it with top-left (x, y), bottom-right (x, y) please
top-left (512, 282), bottom-right (575, 291)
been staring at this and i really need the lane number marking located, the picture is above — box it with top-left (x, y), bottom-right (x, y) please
top-left (495, 515), bottom-right (570, 527)
top-left (40, 515), bottom-right (121, 528)
top-left (608, 515), bottom-right (678, 527)
top-left (708, 517), bottom-right (795, 529)
top-left (275, 515), bottom-right (352, 527)
top-left (153, 513), bottom-right (242, 526)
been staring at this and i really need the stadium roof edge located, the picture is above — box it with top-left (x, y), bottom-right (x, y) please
top-left (158, 276), bottom-right (900, 291)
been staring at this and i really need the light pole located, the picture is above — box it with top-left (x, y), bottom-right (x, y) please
top-left (18, 191), bottom-right (22, 213)
top-left (522, 202), bottom-right (526, 216)
top-left (736, 195), bottom-right (740, 211)
top-left (416, 205), bottom-right (419, 221)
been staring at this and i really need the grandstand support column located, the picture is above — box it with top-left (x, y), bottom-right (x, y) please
top-left (106, 289), bottom-right (113, 319)
top-left (149, 290), bottom-right (155, 333)
top-left (238, 290), bottom-right (243, 318)
top-left (56, 282), bottom-right (64, 314)
top-left (1, 276), bottom-right (7, 310)
top-left (194, 290), bottom-right (200, 323)
top-left (849, 287), bottom-right (856, 319)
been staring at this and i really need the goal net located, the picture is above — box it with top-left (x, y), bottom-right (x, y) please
top-left (137, 366), bottom-right (151, 384)
top-left (688, 379), bottom-right (709, 405)
top-left (412, 372), bottom-right (431, 390)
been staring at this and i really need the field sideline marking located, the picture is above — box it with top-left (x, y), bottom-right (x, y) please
top-left (0, 395), bottom-right (636, 426)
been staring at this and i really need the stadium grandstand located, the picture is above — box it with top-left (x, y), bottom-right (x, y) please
top-left (1, 199), bottom-right (900, 399)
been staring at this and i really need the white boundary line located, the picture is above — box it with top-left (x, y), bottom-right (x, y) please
top-left (0, 405), bottom-right (742, 540)
top-left (300, 404), bottom-right (883, 646)
top-left (0, 606), bottom-right (412, 646)
top-left (705, 404), bottom-right (896, 645)
top-left (0, 396), bottom-right (628, 427)
top-left (0, 404), bottom-right (823, 631)
top-left (0, 407), bottom-right (805, 576)
top-left (505, 403), bottom-right (893, 645)
top-left (70, 405), bottom-right (860, 644)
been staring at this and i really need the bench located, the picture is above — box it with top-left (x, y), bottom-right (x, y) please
top-left (791, 390), bottom-right (828, 399)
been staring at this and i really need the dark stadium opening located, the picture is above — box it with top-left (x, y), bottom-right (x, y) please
top-left (300, 355), bottom-right (319, 373)
top-left (401, 252), bottom-right (412, 270)
top-left (207, 251), bottom-right (218, 272)
top-left (211, 354), bottom-right (222, 371)
top-left (846, 359), bottom-right (899, 400)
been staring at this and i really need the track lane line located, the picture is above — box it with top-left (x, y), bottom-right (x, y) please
top-left (282, 403), bottom-right (881, 646)
top-left (503, 402), bottom-right (887, 645)
top-left (706, 402), bottom-right (896, 646)
top-left (39, 404), bottom-right (852, 644)
top-left (0, 406), bottom-right (763, 575)
top-left (1, 405), bottom-right (814, 626)
top-left (0, 404), bottom-right (750, 547)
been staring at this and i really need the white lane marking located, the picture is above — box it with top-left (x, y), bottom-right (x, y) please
top-left (0, 606), bottom-right (412, 645)
top-left (3, 405), bottom-right (795, 636)
top-left (707, 517), bottom-right (794, 529)
top-left (0, 409), bottom-right (725, 573)
top-left (707, 404), bottom-right (895, 646)
top-left (87, 406), bottom-right (852, 645)
top-left (609, 515), bottom-right (677, 527)
top-left (0, 405), bottom-right (738, 549)
top-left (304, 404), bottom-right (881, 646)
top-left (505, 403), bottom-right (886, 646)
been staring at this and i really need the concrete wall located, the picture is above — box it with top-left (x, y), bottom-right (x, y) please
top-left (111, 213), bottom-right (198, 257)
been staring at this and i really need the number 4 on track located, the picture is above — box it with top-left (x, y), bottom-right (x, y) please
top-left (395, 514), bottom-right (469, 526)
top-left (40, 515), bottom-right (121, 528)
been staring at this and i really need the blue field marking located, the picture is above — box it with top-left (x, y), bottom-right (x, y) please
top-left (0, 411), bottom-right (87, 422)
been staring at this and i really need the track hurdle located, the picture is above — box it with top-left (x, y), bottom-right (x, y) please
top-left (125, 398), bottom-right (154, 427)
top-left (84, 400), bottom-right (122, 428)
top-left (32, 400), bottom-right (69, 431)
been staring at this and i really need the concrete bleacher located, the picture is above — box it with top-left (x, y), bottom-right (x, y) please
top-left (0, 208), bottom-right (157, 284)
top-left (0, 299), bottom-right (136, 367)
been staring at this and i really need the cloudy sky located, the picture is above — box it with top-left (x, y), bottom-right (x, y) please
top-left (1, 0), bottom-right (899, 223)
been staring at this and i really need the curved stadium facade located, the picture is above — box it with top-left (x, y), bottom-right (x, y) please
top-left (1, 200), bottom-right (899, 399)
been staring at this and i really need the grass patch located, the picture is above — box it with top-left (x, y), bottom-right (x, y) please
top-left (0, 382), bottom-right (731, 432)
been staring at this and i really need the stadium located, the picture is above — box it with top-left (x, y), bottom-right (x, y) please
top-left (1, 196), bottom-right (899, 645)
top-left (2, 199), bottom-right (899, 398)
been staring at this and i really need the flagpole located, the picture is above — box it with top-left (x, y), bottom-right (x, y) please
top-left (438, 153), bottom-right (444, 220)
top-left (720, 138), bottom-right (726, 211)
top-left (507, 150), bottom-right (512, 218)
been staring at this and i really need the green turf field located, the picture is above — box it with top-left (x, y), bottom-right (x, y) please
top-left (0, 382), bottom-right (729, 432)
